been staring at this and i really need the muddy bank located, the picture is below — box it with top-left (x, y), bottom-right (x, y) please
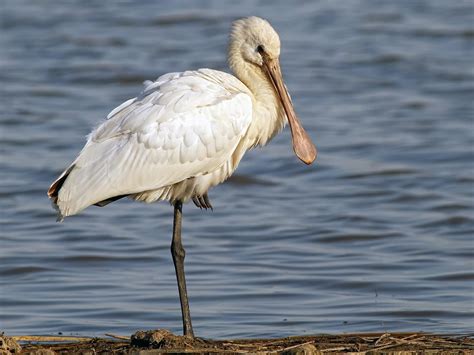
top-left (3, 330), bottom-right (473, 354)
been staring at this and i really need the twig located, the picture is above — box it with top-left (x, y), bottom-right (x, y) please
top-left (401, 333), bottom-right (421, 341)
top-left (389, 335), bottom-right (425, 345)
top-left (12, 335), bottom-right (93, 342)
top-left (370, 343), bottom-right (403, 352)
top-left (104, 333), bottom-right (130, 340)
top-left (222, 342), bottom-right (265, 348)
top-left (321, 346), bottom-right (350, 352)
top-left (270, 340), bottom-right (315, 353)
top-left (374, 333), bottom-right (390, 346)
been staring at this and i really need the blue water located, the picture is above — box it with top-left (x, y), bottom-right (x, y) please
top-left (1, 0), bottom-right (473, 338)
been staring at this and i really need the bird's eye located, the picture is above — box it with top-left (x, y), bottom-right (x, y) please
top-left (256, 45), bottom-right (265, 54)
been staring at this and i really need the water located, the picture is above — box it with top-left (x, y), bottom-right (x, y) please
top-left (1, 0), bottom-right (473, 338)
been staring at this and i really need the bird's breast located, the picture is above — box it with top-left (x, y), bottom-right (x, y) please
top-left (244, 89), bottom-right (287, 149)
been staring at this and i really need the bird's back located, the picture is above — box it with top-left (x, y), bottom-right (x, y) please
top-left (48, 69), bottom-right (253, 219)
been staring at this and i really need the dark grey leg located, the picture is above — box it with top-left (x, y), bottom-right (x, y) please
top-left (171, 201), bottom-right (194, 338)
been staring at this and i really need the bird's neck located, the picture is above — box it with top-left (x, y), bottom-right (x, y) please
top-left (229, 57), bottom-right (286, 148)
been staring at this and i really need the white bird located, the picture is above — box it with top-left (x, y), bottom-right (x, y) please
top-left (48, 16), bottom-right (316, 338)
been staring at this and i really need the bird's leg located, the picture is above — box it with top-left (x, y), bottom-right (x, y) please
top-left (171, 200), bottom-right (194, 338)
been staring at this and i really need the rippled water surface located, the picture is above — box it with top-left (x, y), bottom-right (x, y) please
top-left (1, 0), bottom-right (473, 338)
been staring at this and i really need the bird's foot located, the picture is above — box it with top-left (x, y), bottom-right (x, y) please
top-left (192, 193), bottom-right (213, 210)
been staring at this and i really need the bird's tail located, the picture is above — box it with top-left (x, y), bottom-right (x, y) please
top-left (48, 145), bottom-right (134, 220)
top-left (48, 164), bottom-right (75, 221)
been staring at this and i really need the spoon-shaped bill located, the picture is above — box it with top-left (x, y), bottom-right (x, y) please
top-left (263, 57), bottom-right (317, 165)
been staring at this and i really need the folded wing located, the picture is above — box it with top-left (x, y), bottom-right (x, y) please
top-left (49, 69), bottom-right (253, 218)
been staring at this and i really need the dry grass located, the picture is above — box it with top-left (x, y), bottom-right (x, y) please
top-left (2, 330), bottom-right (473, 354)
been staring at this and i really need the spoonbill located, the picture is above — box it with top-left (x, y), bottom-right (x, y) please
top-left (48, 16), bottom-right (317, 337)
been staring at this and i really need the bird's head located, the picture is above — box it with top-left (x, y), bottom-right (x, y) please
top-left (229, 17), bottom-right (317, 165)
top-left (229, 16), bottom-right (281, 67)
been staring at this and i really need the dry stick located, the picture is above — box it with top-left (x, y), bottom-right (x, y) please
top-left (361, 336), bottom-right (379, 342)
top-left (269, 341), bottom-right (315, 354)
top-left (401, 333), bottom-right (422, 340)
top-left (222, 342), bottom-right (266, 348)
top-left (193, 347), bottom-right (248, 354)
top-left (104, 333), bottom-right (130, 340)
top-left (389, 335), bottom-right (425, 345)
top-left (221, 339), bottom-right (290, 350)
top-left (373, 333), bottom-right (391, 346)
top-left (430, 336), bottom-right (464, 344)
top-left (371, 339), bottom-right (428, 353)
top-left (370, 343), bottom-right (401, 352)
top-left (321, 346), bottom-right (350, 352)
top-left (12, 335), bottom-right (92, 342)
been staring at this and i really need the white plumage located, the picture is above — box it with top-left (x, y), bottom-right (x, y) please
top-left (49, 17), bottom-right (316, 221)
top-left (49, 17), bottom-right (317, 222)
top-left (53, 69), bottom-right (255, 217)
top-left (48, 16), bottom-right (317, 337)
